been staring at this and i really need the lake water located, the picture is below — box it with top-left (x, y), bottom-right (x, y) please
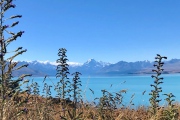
top-left (23, 74), bottom-right (180, 108)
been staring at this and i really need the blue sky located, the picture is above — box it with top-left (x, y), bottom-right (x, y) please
top-left (7, 0), bottom-right (180, 64)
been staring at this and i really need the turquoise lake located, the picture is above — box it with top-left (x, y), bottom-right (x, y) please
top-left (24, 74), bottom-right (180, 108)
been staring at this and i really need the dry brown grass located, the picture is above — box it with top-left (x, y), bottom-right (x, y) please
top-left (0, 93), bottom-right (180, 120)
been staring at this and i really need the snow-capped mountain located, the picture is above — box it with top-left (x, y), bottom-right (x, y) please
top-left (20, 60), bottom-right (82, 67)
top-left (13, 60), bottom-right (57, 76)
top-left (13, 59), bottom-right (111, 76)
top-left (69, 59), bottom-right (111, 75)
top-left (11, 59), bottom-right (180, 77)
top-left (83, 58), bottom-right (110, 68)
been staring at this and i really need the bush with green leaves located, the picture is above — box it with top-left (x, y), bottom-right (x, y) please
top-left (97, 89), bottom-right (125, 119)
top-left (162, 93), bottom-right (179, 120)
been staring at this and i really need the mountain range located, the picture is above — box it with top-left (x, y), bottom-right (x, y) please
top-left (12, 58), bottom-right (180, 77)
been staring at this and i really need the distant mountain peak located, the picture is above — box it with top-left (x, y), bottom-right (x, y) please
top-left (84, 58), bottom-right (96, 65)
top-left (99, 61), bottom-right (111, 67)
top-left (86, 58), bottom-right (96, 63)
top-left (83, 59), bottom-right (111, 68)
top-left (168, 59), bottom-right (180, 63)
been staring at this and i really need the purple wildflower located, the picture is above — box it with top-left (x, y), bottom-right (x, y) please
top-left (2, 25), bottom-right (9, 30)
top-left (22, 108), bottom-right (28, 114)
top-left (17, 31), bottom-right (24, 37)
top-left (10, 4), bottom-right (16, 8)
top-left (0, 53), bottom-right (5, 57)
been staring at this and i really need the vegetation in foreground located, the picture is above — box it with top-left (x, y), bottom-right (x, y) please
top-left (0, 0), bottom-right (180, 120)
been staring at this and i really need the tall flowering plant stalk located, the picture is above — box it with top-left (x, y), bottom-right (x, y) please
top-left (55, 48), bottom-right (71, 118)
top-left (55, 48), bottom-right (70, 99)
top-left (71, 72), bottom-right (82, 118)
top-left (0, 0), bottom-right (31, 119)
top-left (149, 54), bottom-right (167, 115)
